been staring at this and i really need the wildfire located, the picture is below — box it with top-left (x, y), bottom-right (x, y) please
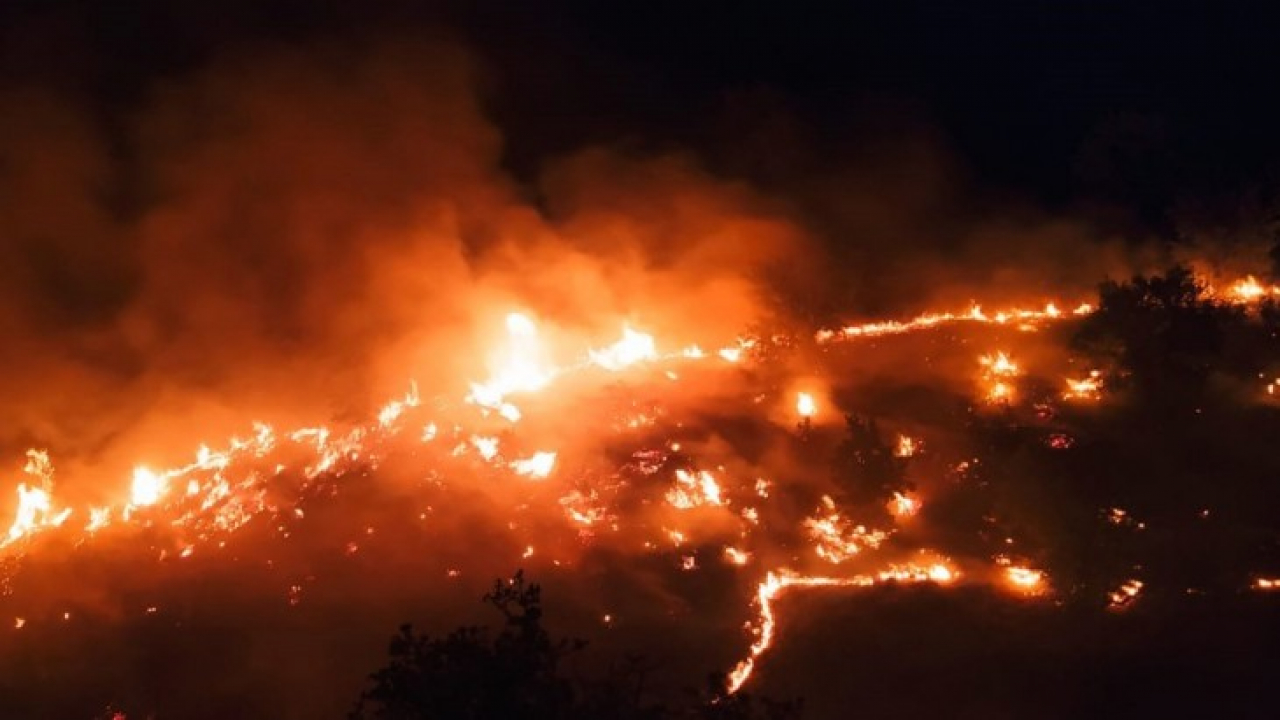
top-left (3, 273), bottom-right (1278, 702)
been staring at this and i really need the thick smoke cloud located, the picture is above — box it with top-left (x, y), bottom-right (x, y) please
top-left (0, 38), bottom-right (806, 496)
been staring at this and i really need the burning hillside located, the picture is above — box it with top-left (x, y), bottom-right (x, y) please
top-left (5, 8), bottom-right (1280, 716)
top-left (3, 267), bottom-right (1280, 717)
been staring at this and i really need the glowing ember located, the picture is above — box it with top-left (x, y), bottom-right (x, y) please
top-left (894, 434), bottom-right (919, 458)
top-left (986, 381), bottom-right (1014, 404)
top-left (1108, 578), bottom-right (1144, 610)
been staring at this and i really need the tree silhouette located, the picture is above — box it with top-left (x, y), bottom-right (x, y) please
top-left (1073, 265), bottom-right (1241, 406)
top-left (832, 414), bottom-right (909, 508)
top-left (352, 571), bottom-right (801, 720)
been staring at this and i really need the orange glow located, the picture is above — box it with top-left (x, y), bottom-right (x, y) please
top-left (4, 274), bottom-right (1278, 699)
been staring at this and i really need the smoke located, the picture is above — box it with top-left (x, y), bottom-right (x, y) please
top-left (0, 37), bottom-right (810, 495)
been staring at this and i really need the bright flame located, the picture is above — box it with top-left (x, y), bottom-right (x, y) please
top-left (1005, 566), bottom-right (1047, 594)
top-left (667, 469), bottom-right (725, 509)
top-left (467, 312), bottom-right (555, 412)
top-left (590, 326), bottom-right (657, 371)
top-left (1064, 371), bottom-right (1103, 401)
top-left (130, 467), bottom-right (166, 508)
top-left (980, 351), bottom-right (1019, 376)
top-left (1227, 275), bottom-right (1277, 303)
top-left (795, 392), bottom-right (817, 419)
top-left (511, 451), bottom-right (557, 479)
top-left (889, 491), bottom-right (919, 517)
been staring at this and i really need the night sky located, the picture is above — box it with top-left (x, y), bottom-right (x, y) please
top-left (8, 1), bottom-right (1280, 219)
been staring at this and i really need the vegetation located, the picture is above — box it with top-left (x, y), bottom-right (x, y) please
top-left (351, 571), bottom-right (802, 720)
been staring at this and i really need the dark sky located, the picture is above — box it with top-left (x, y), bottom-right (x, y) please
top-left (6, 0), bottom-right (1280, 220)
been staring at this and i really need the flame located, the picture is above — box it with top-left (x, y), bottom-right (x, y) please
top-left (889, 491), bottom-right (919, 518)
top-left (1, 276), bottom-right (1277, 698)
top-left (795, 392), bottom-right (817, 419)
top-left (1226, 275), bottom-right (1278, 303)
top-left (667, 469), bottom-right (725, 509)
top-left (1064, 371), bottom-right (1103, 401)
top-left (1005, 566), bottom-right (1047, 594)
top-left (130, 467), bottom-right (167, 508)
top-left (979, 351), bottom-right (1019, 376)
top-left (467, 312), bottom-right (555, 413)
top-left (805, 496), bottom-right (889, 563)
top-left (510, 451), bottom-right (557, 479)
top-left (727, 561), bottom-right (958, 692)
top-left (3, 450), bottom-right (72, 546)
top-left (1108, 578), bottom-right (1144, 610)
top-left (590, 326), bottom-right (658, 371)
